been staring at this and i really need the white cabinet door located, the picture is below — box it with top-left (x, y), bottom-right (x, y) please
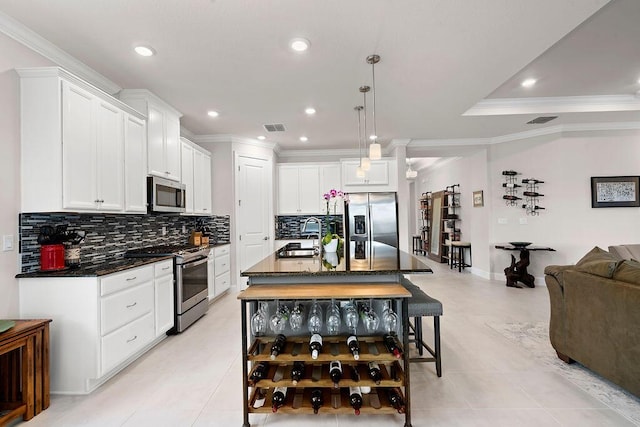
top-left (154, 273), bottom-right (174, 337)
top-left (341, 159), bottom-right (395, 191)
top-left (201, 153), bottom-right (212, 214)
top-left (297, 166), bottom-right (321, 214)
top-left (164, 112), bottom-right (181, 181)
top-left (147, 104), bottom-right (165, 178)
top-left (278, 166), bottom-right (300, 214)
top-left (62, 82), bottom-right (98, 210)
top-left (96, 100), bottom-right (124, 211)
top-left (207, 251), bottom-right (215, 302)
top-left (124, 114), bottom-right (147, 213)
top-left (181, 141), bottom-right (195, 214)
top-left (320, 164), bottom-right (342, 214)
top-left (215, 271), bottom-right (231, 295)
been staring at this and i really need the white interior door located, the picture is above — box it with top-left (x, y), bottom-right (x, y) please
top-left (236, 155), bottom-right (272, 289)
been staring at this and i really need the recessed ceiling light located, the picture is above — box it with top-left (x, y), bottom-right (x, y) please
top-left (521, 78), bottom-right (537, 88)
top-left (299, 136), bottom-right (308, 142)
top-left (207, 110), bottom-right (219, 118)
top-left (305, 107), bottom-right (316, 115)
top-left (369, 134), bottom-right (377, 140)
top-left (257, 136), bottom-right (266, 140)
top-left (134, 45), bottom-right (155, 57)
top-left (290, 38), bottom-right (310, 52)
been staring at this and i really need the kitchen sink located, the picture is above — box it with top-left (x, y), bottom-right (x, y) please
top-left (276, 243), bottom-right (318, 258)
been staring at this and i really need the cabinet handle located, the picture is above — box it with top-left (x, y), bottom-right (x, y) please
top-left (94, 199), bottom-right (100, 203)
top-left (127, 335), bottom-right (138, 343)
top-left (162, 266), bottom-right (171, 271)
top-left (222, 263), bottom-right (226, 267)
top-left (126, 276), bottom-right (137, 281)
top-left (126, 302), bottom-right (137, 308)
top-left (165, 171), bottom-right (170, 174)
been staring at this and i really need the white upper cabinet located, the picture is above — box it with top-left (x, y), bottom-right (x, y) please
top-left (277, 165), bottom-right (321, 214)
top-left (119, 89), bottom-right (182, 182)
top-left (341, 159), bottom-right (398, 192)
top-left (18, 68), bottom-right (144, 213)
top-left (181, 137), bottom-right (212, 215)
top-left (124, 114), bottom-right (147, 213)
top-left (319, 164), bottom-right (343, 214)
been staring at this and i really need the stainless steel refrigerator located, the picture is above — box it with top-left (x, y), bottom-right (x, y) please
top-left (344, 192), bottom-right (399, 270)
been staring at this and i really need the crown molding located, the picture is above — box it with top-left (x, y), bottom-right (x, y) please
top-left (192, 134), bottom-right (278, 150)
top-left (0, 11), bottom-right (121, 95)
top-left (409, 138), bottom-right (491, 147)
top-left (464, 95), bottom-right (640, 116)
top-left (180, 127), bottom-right (196, 140)
top-left (277, 148), bottom-right (359, 159)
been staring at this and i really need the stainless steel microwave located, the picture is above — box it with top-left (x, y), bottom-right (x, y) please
top-left (147, 176), bottom-right (186, 213)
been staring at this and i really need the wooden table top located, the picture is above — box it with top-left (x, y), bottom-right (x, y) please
top-left (238, 282), bottom-right (411, 300)
top-left (0, 319), bottom-right (51, 344)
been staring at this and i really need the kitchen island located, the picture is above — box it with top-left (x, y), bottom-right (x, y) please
top-left (239, 242), bottom-right (432, 427)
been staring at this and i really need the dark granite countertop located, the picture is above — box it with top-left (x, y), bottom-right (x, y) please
top-left (16, 256), bottom-right (174, 278)
top-left (242, 242), bottom-right (433, 277)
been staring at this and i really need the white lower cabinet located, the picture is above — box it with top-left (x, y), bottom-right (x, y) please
top-left (208, 244), bottom-right (231, 301)
top-left (18, 259), bottom-right (174, 394)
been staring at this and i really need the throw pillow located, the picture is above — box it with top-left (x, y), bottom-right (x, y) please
top-left (575, 246), bottom-right (623, 278)
top-left (612, 259), bottom-right (640, 284)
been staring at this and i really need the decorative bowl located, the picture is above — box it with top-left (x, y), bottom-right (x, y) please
top-left (509, 241), bottom-right (532, 247)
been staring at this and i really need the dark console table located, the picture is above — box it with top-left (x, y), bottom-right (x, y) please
top-left (494, 244), bottom-right (555, 288)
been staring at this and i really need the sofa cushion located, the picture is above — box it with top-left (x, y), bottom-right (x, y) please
top-left (575, 246), bottom-right (623, 278)
top-left (611, 259), bottom-right (640, 285)
top-left (608, 244), bottom-right (640, 262)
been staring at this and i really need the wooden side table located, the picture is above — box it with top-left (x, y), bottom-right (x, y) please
top-left (0, 319), bottom-right (52, 425)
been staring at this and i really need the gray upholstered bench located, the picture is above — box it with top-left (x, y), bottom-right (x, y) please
top-left (402, 278), bottom-right (443, 376)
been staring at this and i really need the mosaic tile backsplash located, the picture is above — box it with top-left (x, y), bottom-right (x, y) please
top-left (275, 215), bottom-right (343, 240)
top-left (19, 213), bottom-right (230, 273)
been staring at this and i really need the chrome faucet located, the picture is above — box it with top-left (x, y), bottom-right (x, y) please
top-left (302, 216), bottom-right (323, 257)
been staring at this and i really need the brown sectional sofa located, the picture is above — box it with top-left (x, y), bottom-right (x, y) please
top-left (544, 246), bottom-right (640, 397)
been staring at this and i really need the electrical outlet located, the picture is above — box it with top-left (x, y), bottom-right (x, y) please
top-left (2, 235), bottom-right (14, 251)
top-left (182, 225), bottom-right (187, 233)
top-left (497, 218), bottom-right (508, 225)
top-left (519, 217), bottom-right (528, 225)
top-left (162, 226), bottom-right (167, 236)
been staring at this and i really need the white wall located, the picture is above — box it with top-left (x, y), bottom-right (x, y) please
top-left (0, 33), bottom-right (54, 317)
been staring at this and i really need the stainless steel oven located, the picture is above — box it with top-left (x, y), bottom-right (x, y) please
top-left (125, 245), bottom-right (210, 333)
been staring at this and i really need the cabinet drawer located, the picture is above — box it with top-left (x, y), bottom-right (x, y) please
top-left (214, 271), bottom-right (231, 295)
top-left (101, 312), bottom-right (154, 375)
top-left (101, 282), bottom-right (154, 335)
top-left (154, 259), bottom-right (173, 278)
top-left (101, 265), bottom-right (153, 296)
top-left (214, 244), bottom-right (230, 257)
top-left (214, 254), bottom-right (230, 275)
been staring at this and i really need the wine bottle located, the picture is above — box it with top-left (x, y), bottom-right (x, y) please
top-left (522, 191), bottom-right (544, 197)
top-left (502, 195), bottom-right (522, 201)
top-left (309, 333), bottom-right (323, 360)
top-left (271, 386), bottom-right (288, 412)
top-left (349, 386), bottom-right (363, 415)
top-left (329, 360), bottom-right (342, 386)
top-left (522, 204), bottom-right (545, 210)
top-left (249, 362), bottom-right (269, 386)
top-left (270, 334), bottom-right (287, 360)
top-left (383, 333), bottom-right (403, 359)
top-left (501, 170), bottom-right (517, 176)
top-left (367, 361), bottom-right (382, 384)
top-left (310, 388), bottom-right (323, 414)
top-left (522, 178), bottom-right (544, 184)
top-left (386, 388), bottom-right (406, 414)
top-left (346, 335), bottom-right (360, 360)
top-left (502, 183), bottom-right (522, 188)
top-left (290, 361), bottom-right (305, 385)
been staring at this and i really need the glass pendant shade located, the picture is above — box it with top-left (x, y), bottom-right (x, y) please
top-left (361, 157), bottom-right (371, 171)
top-left (356, 166), bottom-right (365, 178)
top-left (369, 142), bottom-right (381, 160)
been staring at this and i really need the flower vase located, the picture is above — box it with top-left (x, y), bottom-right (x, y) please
top-left (323, 238), bottom-right (339, 253)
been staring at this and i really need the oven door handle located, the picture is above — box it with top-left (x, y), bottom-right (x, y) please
top-left (180, 256), bottom-right (209, 269)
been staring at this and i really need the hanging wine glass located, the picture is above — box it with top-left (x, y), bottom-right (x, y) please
top-left (342, 299), bottom-right (359, 334)
top-left (381, 300), bottom-right (398, 334)
top-left (289, 301), bottom-right (305, 332)
top-left (270, 300), bottom-right (290, 333)
top-left (307, 300), bottom-right (323, 334)
top-left (326, 299), bottom-right (342, 335)
top-left (251, 301), bottom-right (268, 336)
top-left (361, 299), bottom-right (379, 334)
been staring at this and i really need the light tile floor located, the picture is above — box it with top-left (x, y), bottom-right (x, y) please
top-left (11, 261), bottom-right (640, 426)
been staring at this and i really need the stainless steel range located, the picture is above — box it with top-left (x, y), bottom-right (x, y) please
top-left (126, 244), bottom-right (210, 333)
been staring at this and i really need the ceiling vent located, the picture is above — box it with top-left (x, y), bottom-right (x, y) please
top-left (263, 123), bottom-right (286, 132)
top-left (526, 116), bottom-right (558, 124)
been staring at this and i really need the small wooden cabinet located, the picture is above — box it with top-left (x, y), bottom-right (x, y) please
top-left (238, 283), bottom-right (413, 426)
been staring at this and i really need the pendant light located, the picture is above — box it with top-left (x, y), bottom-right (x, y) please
top-left (367, 54), bottom-right (382, 160)
top-left (355, 106), bottom-right (365, 178)
top-left (406, 158), bottom-right (418, 180)
top-left (359, 85), bottom-right (371, 171)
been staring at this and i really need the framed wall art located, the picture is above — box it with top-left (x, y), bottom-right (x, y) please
top-left (473, 190), bottom-right (484, 207)
top-left (591, 176), bottom-right (640, 208)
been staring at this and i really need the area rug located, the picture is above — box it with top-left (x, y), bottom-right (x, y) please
top-left (487, 321), bottom-right (640, 425)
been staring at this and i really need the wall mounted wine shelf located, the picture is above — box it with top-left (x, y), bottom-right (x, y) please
top-left (521, 178), bottom-right (545, 215)
top-left (502, 170), bottom-right (522, 205)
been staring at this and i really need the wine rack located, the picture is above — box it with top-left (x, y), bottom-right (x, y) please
top-left (441, 184), bottom-right (461, 265)
top-left (502, 170), bottom-right (521, 205)
top-left (238, 283), bottom-right (412, 426)
top-left (521, 178), bottom-right (545, 215)
top-left (419, 192), bottom-right (431, 255)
